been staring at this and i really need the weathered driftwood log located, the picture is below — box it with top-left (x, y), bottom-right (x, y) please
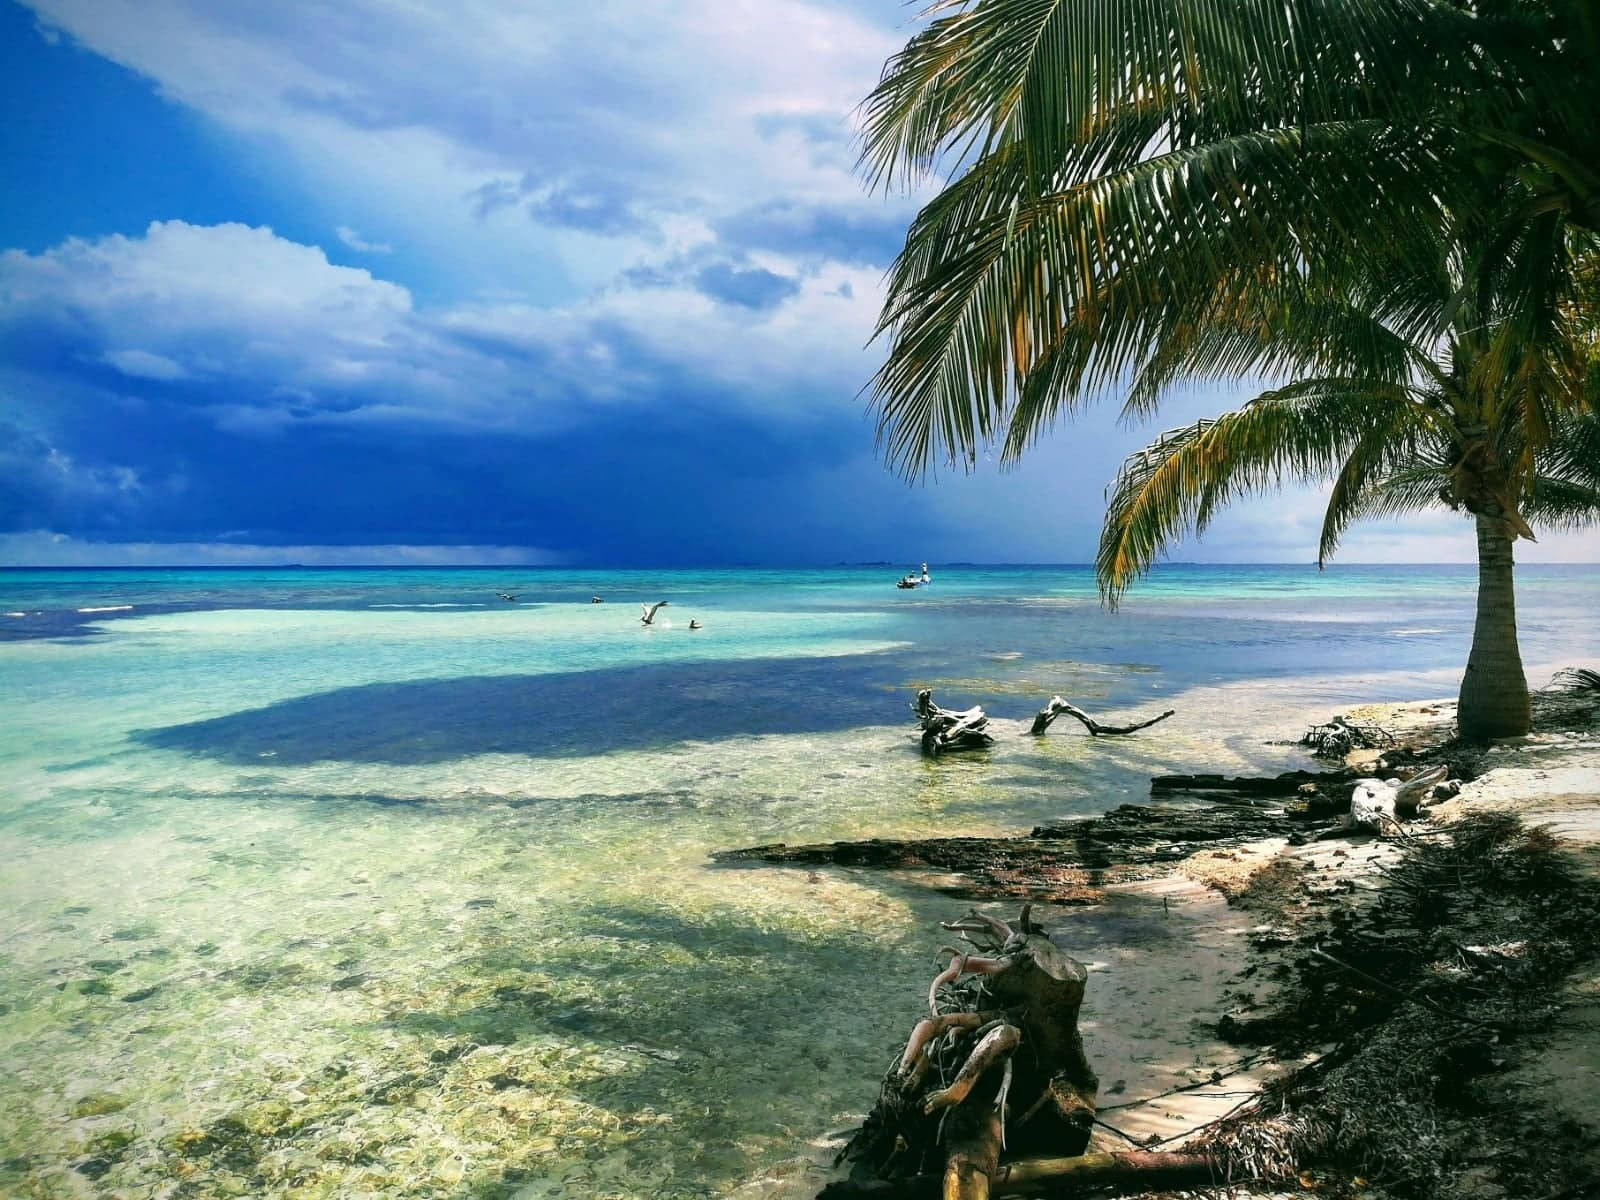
top-left (1151, 768), bottom-right (1363, 821)
top-left (818, 1149), bottom-right (1224, 1198)
top-left (915, 689), bottom-right (996, 754)
top-left (834, 907), bottom-right (1098, 1199)
top-left (1347, 765), bottom-right (1450, 833)
top-left (713, 801), bottom-right (1326, 902)
top-left (1030, 696), bottom-right (1176, 737)
top-left (1304, 766), bottom-right (1454, 841)
top-left (1149, 768), bottom-right (1354, 797)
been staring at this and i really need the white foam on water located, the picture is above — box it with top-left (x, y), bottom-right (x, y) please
top-left (77, 605), bottom-right (133, 613)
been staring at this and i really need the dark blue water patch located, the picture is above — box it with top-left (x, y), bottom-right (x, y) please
top-left (0, 610), bottom-right (110, 642)
top-left (0, 600), bottom-right (232, 642)
top-left (137, 652), bottom-right (940, 765)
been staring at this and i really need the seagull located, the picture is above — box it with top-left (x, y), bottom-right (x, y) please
top-left (640, 601), bottom-right (669, 626)
top-left (688, 619), bottom-right (702, 630)
top-left (496, 591), bottom-right (518, 602)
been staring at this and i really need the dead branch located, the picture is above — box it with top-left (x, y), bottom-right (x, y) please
top-left (1300, 714), bottom-right (1394, 760)
top-left (1031, 696), bottom-right (1176, 737)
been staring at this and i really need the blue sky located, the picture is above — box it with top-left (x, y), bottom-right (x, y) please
top-left (2, 0), bottom-right (1595, 567)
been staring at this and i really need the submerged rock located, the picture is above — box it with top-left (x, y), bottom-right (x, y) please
top-left (237, 1098), bottom-right (298, 1137)
top-left (73, 1156), bottom-right (113, 1179)
top-left (70, 1093), bottom-right (129, 1118)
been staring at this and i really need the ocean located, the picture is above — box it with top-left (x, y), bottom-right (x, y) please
top-left (1, 564), bottom-right (1595, 1198)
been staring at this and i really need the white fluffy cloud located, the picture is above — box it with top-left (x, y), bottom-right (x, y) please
top-left (334, 226), bottom-right (392, 254)
top-left (22, 0), bottom-right (914, 301)
top-left (0, 219), bottom-right (883, 433)
top-left (10, 3), bottom-right (1597, 564)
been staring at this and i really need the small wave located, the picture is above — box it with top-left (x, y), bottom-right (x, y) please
top-left (1390, 627), bottom-right (1446, 636)
top-left (368, 603), bottom-right (486, 609)
top-left (4, 611), bottom-right (25, 618)
top-left (78, 605), bottom-right (133, 613)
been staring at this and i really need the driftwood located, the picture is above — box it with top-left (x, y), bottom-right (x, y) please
top-left (1300, 766), bottom-right (1454, 842)
top-left (834, 906), bottom-right (1099, 1200)
top-left (819, 1149), bottom-right (1223, 1198)
top-left (1150, 769), bottom-right (1354, 798)
top-left (1345, 766), bottom-right (1451, 834)
top-left (915, 690), bottom-right (996, 754)
top-left (1031, 696), bottom-right (1176, 737)
top-left (1300, 714), bottom-right (1394, 760)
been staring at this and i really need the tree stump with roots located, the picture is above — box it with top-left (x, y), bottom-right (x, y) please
top-left (833, 906), bottom-right (1098, 1199)
top-left (915, 689), bottom-right (997, 754)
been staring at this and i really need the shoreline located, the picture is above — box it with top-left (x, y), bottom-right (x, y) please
top-left (739, 682), bottom-right (1600, 1199)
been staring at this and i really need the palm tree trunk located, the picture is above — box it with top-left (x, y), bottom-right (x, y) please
top-left (1456, 514), bottom-right (1531, 740)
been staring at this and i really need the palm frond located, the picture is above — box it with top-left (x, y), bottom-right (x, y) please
top-left (858, 0), bottom-right (1485, 192)
top-left (1095, 380), bottom-right (1417, 604)
top-left (1316, 421), bottom-right (1439, 565)
top-left (1522, 476), bottom-right (1600, 528)
top-left (872, 123), bottom-right (1452, 476)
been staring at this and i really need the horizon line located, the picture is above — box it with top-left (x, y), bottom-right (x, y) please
top-left (4, 560), bottom-right (1599, 571)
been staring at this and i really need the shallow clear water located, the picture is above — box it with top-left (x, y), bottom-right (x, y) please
top-left (1, 564), bottom-right (1594, 1198)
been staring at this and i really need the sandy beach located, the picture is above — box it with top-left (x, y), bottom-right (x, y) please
top-left (754, 687), bottom-right (1600, 1200)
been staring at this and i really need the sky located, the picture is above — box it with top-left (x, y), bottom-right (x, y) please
top-left (1, 0), bottom-right (1595, 567)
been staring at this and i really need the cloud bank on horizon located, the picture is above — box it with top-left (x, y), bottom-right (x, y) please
top-left (2, 0), bottom-right (1595, 567)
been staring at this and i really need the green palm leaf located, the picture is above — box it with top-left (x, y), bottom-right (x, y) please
top-left (1095, 380), bottom-right (1418, 605)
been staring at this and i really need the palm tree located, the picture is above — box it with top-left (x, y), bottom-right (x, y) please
top-left (861, 0), bottom-right (1599, 739)
top-left (862, 1), bottom-right (1598, 478)
top-left (1097, 313), bottom-right (1600, 740)
top-left (1090, 236), bottom-right (1599, 738)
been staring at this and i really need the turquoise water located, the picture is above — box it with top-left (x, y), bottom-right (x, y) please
top-left (1, 564), bottom-right (1595, 1198)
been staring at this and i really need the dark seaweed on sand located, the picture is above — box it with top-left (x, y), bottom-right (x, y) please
top-left (1202, 814), bottom-right (1600, 1198)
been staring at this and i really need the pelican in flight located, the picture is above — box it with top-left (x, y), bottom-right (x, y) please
top-left (496, 591), bottom-right (518, 602)
top-left (640, 601), bottom-right (669, 626)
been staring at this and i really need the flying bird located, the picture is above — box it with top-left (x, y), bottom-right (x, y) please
top-left (640, 601), bottom-right (669, 625)
top-left (688, 619), bottom-right (702, 630)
